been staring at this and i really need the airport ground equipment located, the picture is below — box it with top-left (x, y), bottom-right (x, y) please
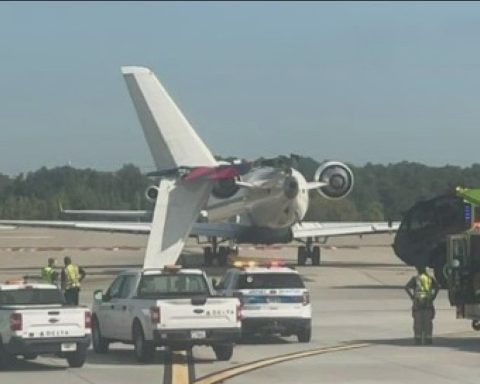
top-left (215, 261), bottom-right (312, 342)
top-left (0, 280), bottom-right (91, 368)
top-left (91, 266), bottom-right (241, 362)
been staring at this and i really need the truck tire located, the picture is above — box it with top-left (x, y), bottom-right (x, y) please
top-left (133, 321), bottom-right (155, 363)
top-left (92, 317), bottom-right (110, 353)
top-left (213, 344), bottom-right (234, 361)
top-left (296, 327), bottom-right (311, 343)
top-left (66, 345), bottom-right (87, 368)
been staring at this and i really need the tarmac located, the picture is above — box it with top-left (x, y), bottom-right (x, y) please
top-left (0, 227), bottom-right (479, 384)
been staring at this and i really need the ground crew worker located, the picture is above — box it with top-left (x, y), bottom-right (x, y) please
top-left (41, 257), bottom-right (58, 285)
top-left (61, 256), bottom-right (86, 305)
top-left (405, 266), bottom-right (440, 345)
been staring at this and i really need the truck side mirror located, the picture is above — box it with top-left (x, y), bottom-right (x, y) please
top-left (211, 278), bottom-right (218, 289)
top-left (94, 289), bottom-right (104, 301)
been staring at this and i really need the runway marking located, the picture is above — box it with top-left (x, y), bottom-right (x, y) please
top-left (163, 343), bottom-right (369, 384)
top-left (165, 350), bottom-right (195, 384)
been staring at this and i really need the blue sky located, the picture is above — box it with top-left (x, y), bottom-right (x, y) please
top-left (1, 1), bottom-right (480, 175)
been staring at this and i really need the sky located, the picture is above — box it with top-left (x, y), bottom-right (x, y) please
top-left (1, 1), bottom-right (480, 175)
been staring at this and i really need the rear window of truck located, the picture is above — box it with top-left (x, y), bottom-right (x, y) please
top-left (237, 273), bottom-right (305, 289)
top-left (0, 289), bottom-right (65, 305)
top-left (137, 274), bottom-right (209, 298)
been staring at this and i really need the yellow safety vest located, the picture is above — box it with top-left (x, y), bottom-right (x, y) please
top-left (64, 264), bottom-right (80, 289)
top-left (41, 266), bottom-right (55, 284)
top-left (415, 273), bottom-right (432, 299)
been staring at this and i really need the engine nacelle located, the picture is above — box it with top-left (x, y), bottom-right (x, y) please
top-left (145, 185), bottom-right (159, 203)
top-left (211, 178), bottom-right (239, 199)
top-left (314, 161), bottom-right (354, 199)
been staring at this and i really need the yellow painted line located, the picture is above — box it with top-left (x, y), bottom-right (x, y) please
top-left (172, 351), bottom-right (191, 384)
top-left (194, 343), bottom-right (370, 384)
top-left (164, 349), bottom-right (195, 384)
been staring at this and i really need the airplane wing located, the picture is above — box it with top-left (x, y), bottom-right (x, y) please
top-left (291, 221), bottom-right (400, 239)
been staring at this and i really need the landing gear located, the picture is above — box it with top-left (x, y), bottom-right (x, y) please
top-left (203, 237), bottom-right (234, 267)
top-left (297, 238), bottom-right (321, 266)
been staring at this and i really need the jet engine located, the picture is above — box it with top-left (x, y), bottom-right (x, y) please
top-left (211, 178), bottom-right (239, 199)
top-left (145, 185), bottom-right (159, 202)
top-left (314, 161), bottom-right (354, 199)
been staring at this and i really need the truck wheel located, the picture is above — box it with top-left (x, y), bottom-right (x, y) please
top-left (472, 320), bottom-right (480, 331)
top-left (92, 317), bottom-right (110, 353)
top-left (213, 344), bottom-right (234, 361)
top-left (133, 321), bottom-right (155, 363)
top-left (66, 345), bottom-right (87, 368)
top-left (297, 327), bottom-right (311, 343)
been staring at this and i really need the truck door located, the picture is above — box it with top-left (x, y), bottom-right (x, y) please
top-left (115, 274), bottom-right (139, 340)
top-left (447, 235), bottom-right (468, 305)
top-left (99, 275), bottom-right (126, 339)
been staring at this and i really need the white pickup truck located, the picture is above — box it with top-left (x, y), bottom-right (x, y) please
top-left (91, 267), bottom-right (241, 362)
top-left (0, 280), bottom-right (91, 369)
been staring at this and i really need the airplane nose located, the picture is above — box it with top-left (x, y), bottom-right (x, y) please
top-left (283, 176), bottom-right (299, 199)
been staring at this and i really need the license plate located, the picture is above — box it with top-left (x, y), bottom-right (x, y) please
top-left (191, 330), bottom-right (206, 339)
top-left (61, 342), bottom-right (77, 352)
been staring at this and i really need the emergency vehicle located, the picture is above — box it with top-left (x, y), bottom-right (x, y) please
top-left (0, 278), bottom-right (91, 369)
top-left (215, 261), bottom-right (312, 342)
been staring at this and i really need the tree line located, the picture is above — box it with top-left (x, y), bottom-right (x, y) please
top-left (2, 155), bottom-right (480, 221)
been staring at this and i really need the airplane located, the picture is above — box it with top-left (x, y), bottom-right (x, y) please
top-left (0, 66), bottom-right (399, 268)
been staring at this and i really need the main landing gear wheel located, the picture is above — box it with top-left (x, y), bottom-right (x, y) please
top-left (312, 246), bottom-right (320, 266)
top-left (297, 246), bottom-right (307, 266)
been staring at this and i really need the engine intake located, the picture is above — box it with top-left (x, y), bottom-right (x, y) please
top-left (145, 185), bottom-right (159, 202)
top-left (314, 161), bottom-right (354, 199)
top-left (211, 178), bottom-right (239, 199)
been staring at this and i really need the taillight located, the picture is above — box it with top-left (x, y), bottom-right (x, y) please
top-left (10, 313), bottom-right (22, 331)
top-left (84, 311), bottom-right (92, 329)
top-left (236, 304), bottom-right (242, 322)
top-left (150, 306), bottom-right (161, 324)
top-left (302, 292), bottom-right (310, 306)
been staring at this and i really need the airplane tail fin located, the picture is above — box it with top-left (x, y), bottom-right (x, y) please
top-left (121, 66), bottom-right (217, 171)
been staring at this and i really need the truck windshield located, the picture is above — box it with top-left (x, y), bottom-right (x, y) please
top-left (137, 274), bottom-right (209, 298)
top-left (238, 273), bottom-right (305, 289)
top-left (0, 289), bottom-right (65, 305)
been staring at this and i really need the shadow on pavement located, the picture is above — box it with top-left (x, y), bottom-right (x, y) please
top-left (237, 334), bottom-right (292, 345)
top-left (333, 285), bottom-right (405, 290)
top-left (0, 356), bottom-right (67, 372)
top-left (354, 334), bottom-right (480, 354)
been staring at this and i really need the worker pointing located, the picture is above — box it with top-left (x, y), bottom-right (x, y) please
top-left (61, 256), bottom-right (86, 306)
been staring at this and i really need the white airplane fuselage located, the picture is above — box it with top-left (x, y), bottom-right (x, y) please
top-left (205, 167), bottom-right (309, 229)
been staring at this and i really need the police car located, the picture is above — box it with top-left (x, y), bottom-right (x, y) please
top-left (215, 261), bottom-right (312, 342)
